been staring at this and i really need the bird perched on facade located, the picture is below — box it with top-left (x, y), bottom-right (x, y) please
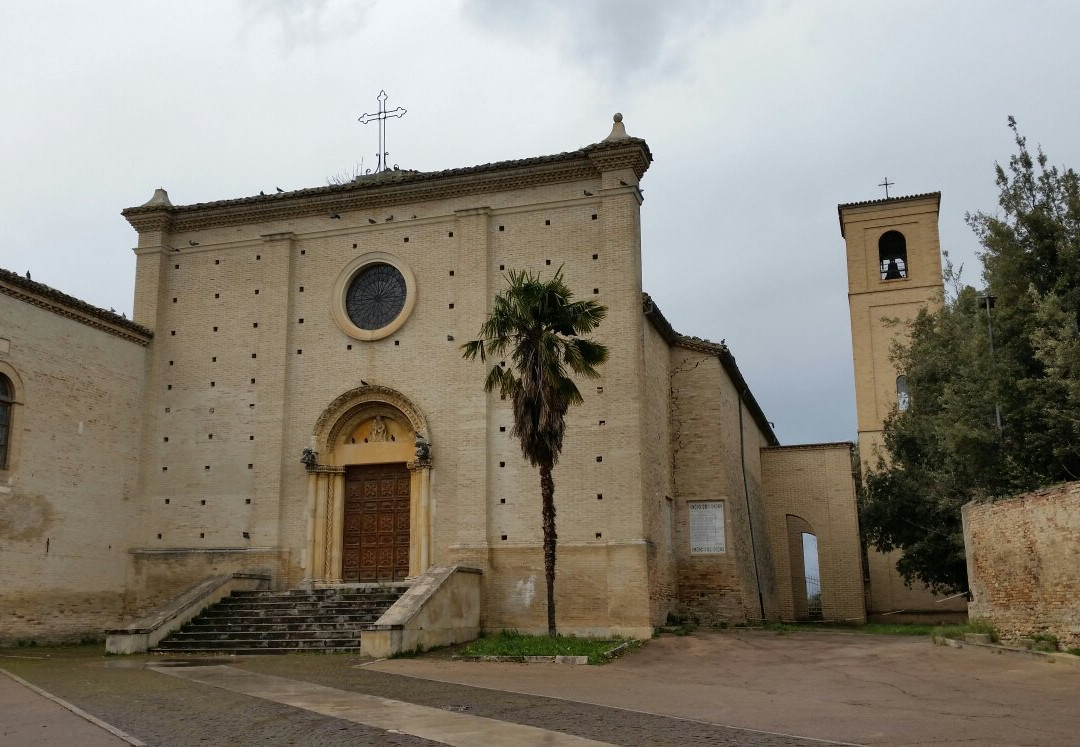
top-left (329, 213), bottom-right (341, 219)
top-left (619, 180), bottom-right (628, 186)
top-left (259, 191), bottom-right (266, 196)
top-left (276, 187), bottom-right (284, 193)
top-left (385, 215), bottom-right (394, 222)
top-left (25, 271), bottom-right (31, 280)
top-left (368, 218), bottom-right (377, 224)
top-left (583, 189), bottom-right (594, 196)
top-left (189, 240), bottom-right (199, 246)
top-left (169, 246), bottom-right (180, 252)
top-left (360, 379), bottom-right (369, 386)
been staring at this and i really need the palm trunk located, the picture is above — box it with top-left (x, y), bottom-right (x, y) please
top-left (540, 462), bottom-right (557, 638)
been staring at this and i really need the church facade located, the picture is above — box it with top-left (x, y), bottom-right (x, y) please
top-left (2, 117), bottom-right (867, 643)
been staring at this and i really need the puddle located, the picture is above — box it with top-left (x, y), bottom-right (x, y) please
top-left (104, 657), bottom-right (239, 669)
top-left (151, 659), bottom-right (238, 668)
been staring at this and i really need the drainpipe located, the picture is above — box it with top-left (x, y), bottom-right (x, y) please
top-left (738, 387), bottom-right (767, 623)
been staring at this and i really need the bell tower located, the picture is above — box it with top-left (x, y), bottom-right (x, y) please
top-left (840, 192), bottom-right (967, 619)
top-left (839, 192), bottom-right (943, 464)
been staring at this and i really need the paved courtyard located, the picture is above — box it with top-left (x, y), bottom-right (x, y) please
top-left (2, 630), bottom-right (1078, 745)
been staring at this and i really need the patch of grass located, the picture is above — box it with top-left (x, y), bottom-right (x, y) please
top-left (1065, 647), bottom-right (1080, 657)
top-left (1022, 633), bottom-right (1060, 652)
top-left (853, 623), bottom-right (936, 636)
top-left (460, 630), bottom-right (632, 664)
top-left (931, 619), bottom-right (998, 642)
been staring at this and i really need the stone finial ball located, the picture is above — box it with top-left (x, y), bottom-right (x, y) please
top-left (613, 113), bottom-right (623, 123)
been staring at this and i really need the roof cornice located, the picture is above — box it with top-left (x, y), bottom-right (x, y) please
top-left (642, 293), bottom-right (779, 446)
top-left (0, 267), bottom-right (152, 346)
top-left (123, 138), bottom-right (653, 235)
top-left (837, 192), bottom-right (941, 237)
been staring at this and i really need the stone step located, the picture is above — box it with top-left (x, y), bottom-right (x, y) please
top-left (213, 599), bottom-right (401, 611)
top-left (190, 613), bottom-right (380, 626)
top-left (232, 587), bottom-right (409, 598)
top-left (155, 646), bottom-right (361, 655)
top-left (222, 591), bottom-right (405, 600)
top-left (155, 637), bottom-right (361, 651)
top-left (152, 584), bottom-right (406, 655)
top-left (168, 629), bottom-right (364, 642)
top-left (187, 620), bottom-right (376, 632)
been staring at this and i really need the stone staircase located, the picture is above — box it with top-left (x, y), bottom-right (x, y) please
top-left (152, 586), bottom-right (408, 655)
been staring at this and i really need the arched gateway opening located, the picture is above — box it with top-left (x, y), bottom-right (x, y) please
top-left (305, 385), bottom-right (432, 584)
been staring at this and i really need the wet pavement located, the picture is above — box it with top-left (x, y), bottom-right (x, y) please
top-left (2, 630), bottom-right (1077, 746)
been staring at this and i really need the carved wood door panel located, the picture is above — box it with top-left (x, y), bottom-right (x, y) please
top-left (343, 463), bottom-right (411, 582)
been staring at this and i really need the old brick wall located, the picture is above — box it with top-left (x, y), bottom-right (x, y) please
top-left (669, 348), bottom-right (778, 625)
top-left (760, 444), bottom-right (865, 623)
top-left (641, 320), bottom-right (677, 626)
top-left (963, 482), bottom-right (1080, 646)
top-left (0, 290), bottom-right (147, 643)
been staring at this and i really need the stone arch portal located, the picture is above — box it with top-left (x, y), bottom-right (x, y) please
top-left (305, 385), bottom-right (433, 584)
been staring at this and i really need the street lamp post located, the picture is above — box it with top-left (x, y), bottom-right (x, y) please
top-left (978, 294), bottom-right (1003, 437)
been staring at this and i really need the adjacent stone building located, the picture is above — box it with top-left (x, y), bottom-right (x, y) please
top-left (2, 116), bottom-right (867, 643)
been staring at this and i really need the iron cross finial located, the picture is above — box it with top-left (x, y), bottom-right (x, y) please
top-left (879, 177), bottom-right (894, 199)
top-left (358, 90), bottom-right (407, 174)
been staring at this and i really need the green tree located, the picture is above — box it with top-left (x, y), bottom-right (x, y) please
top-left (861, 118), bottom-right (1080, 593)
top-left (462, 269), bottom-right (608, 636)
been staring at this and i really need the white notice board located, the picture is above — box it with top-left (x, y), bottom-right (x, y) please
top-left (689, 501), bottom-right (725, 554)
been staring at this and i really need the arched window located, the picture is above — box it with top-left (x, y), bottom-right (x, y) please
top-left (0, 374), bottom-right (12, 469)
top-left (896, 375), bottom-right (910, 412)
top-left (879, 230), bottom-right (908, 280)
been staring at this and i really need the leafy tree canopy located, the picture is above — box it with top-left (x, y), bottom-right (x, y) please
top-left (861, 118), bottom-right (1080, 593)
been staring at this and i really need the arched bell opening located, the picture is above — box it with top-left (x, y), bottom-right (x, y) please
top-left (878, 230), bottom-right (908, 280)
top-left (305, 385), bottom-right (433, 585)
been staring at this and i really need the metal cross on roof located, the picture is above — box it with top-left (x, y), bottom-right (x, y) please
top-left (358, 90), bottom-right (407, 174)
top-left (879, 177), bottom-right (894, 199)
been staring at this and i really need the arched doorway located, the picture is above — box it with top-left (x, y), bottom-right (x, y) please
top-left (786, 514), bottom-right (822, 621)
top-left (306, 385), bottom-right (432, 584)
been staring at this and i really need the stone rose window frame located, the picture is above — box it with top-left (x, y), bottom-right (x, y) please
top-left (331, 251), bottom-right (417, 341)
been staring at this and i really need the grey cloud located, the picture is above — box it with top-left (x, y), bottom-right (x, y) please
top-left (240, 0), bottom-right (376, 51)
top-left (461, 0), bottom-right (755, 82)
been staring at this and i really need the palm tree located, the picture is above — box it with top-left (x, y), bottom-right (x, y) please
top-left (462, 268), bottom-right (608, 637)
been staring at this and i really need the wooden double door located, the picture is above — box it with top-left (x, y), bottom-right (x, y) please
top-left (342, 463), bottom-right (411, 582)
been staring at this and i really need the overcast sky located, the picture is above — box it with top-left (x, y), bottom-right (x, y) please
top-left (2, 1), bottom-right (1078, 444)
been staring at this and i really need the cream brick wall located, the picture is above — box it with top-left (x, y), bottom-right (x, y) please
top-left (0, 291), bottom-right (147, 643)
top-left (963, 482), bottom-right (1080, 647)
top-left (2, 128), bottom-right (885, 641)
top-left (760, 444), bottom-right (865, 623)
top-left (125, 142), bottom-right (659, 634)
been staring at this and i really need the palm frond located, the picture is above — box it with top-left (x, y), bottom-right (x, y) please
top-left (462, 267), bottom-right (609, 469)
